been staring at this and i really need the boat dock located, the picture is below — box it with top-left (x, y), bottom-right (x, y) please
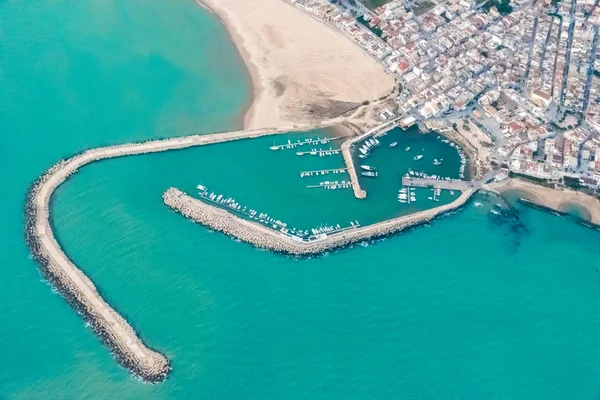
top-left (300, 168), bottom-right (347, 178)
top-left (402, 177), bottom-right (474, 191)
top-left (296, 148), bottom-right (341, 156)
top-left (195, 185), bottom-right (357, 241)
top-left (269, 136), bottom-right (341, 150)
top-left (306, 181), bottom-right (353, 189)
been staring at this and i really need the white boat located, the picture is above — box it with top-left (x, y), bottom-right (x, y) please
top-left (359, 147), bottom-right (368, 155)
top-left (365, 141), bottom-right (372, 148)
top-left (389, 141), bottom-right (398, 148)
top-left (405, 146), bottom-right (411, 151)
top-left (474, 202), bottom-right (483, 207)
top-left (433, 159), bottom-right (441, 166)
top-left (360, 165), bottom-right (376, 171)
top-left (413, 155), bottom-right (423, 161)
top-left (358, 154), bottom-right (367, 159)
top-left (361, 171), bottom-right (378, 177)
top-left (196, 184), bottom-right (207, 191)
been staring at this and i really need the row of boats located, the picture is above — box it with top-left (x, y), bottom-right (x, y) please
top-left (196, 184), bottom-right (359, 241)
top-left (269, 136), bottom-right (340, 151)
top-left (398, 187), bottom-right (417, 204)
top-left (428, 187), bottom-right (442, 202)
top-left (296, 147), bottom-right (341, 157)
top-left (300, 168), bottom-right (346, 178)
top-left (309, 180), bottom-right (353, 190)
top-left (360, 164), bottom-right (378, 178)
top-left (357, 137), bottom-right (381, 158)
top-left (437, 135), bottom-right (467, 178)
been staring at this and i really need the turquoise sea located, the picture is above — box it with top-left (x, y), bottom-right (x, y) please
top-left (2, 1), bottom-right (600, 399)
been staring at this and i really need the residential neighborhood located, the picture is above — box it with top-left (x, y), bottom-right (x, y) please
top-left (289, 0), bottom-right (600, 193)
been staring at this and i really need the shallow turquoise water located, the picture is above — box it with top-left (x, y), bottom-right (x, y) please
top-left (2, 1), bottom-right (600, 399)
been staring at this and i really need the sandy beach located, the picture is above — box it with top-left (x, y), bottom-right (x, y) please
top-left (197, 0), bottom-right (394, 130)
top-left (490, 178), bottom-right (600, 225)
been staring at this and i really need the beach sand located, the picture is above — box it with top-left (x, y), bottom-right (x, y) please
top-left (491, 178), bottom-right (600, 225)
top-left (197, 0), bottom-right (395, 130)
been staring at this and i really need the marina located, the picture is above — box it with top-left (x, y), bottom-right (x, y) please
top-left (196, 184), bottom-right (359, 241)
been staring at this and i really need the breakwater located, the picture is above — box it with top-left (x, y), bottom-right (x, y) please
top-left (163, 187), bottom-right (475, 255)
top-left (24, 123), bottom-right (333, 382)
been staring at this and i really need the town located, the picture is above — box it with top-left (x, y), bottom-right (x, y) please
top-left (288, 0), bottom-right (600, 194)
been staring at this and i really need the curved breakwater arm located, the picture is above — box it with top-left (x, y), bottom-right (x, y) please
top-left (163, 187), bottom-right (475, 255)
top-left (24, 123), bottom-right (331, 382)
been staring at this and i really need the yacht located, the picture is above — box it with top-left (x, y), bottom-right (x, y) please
top-left (360, 165), bottom-right (376, 171)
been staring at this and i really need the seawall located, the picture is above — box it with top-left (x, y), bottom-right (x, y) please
top-left (163, 187), bottom-right (475, 255)
top-left (24, 123), bottom-right (330, 382)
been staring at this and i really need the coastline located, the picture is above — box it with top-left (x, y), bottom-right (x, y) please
top-left (488, 178), bottom-right (600, 225)
top-left (195, 0), bottom-right (394, 130)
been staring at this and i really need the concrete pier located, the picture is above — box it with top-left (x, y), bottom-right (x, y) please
top-left (163, 187), bottom-right (475, 255)
top-left (340, 117), bottom-right (401, 199)
top-left (401, 177), bottom-right (476, 191)
top-left (24, 122), bottom-right (333, 382)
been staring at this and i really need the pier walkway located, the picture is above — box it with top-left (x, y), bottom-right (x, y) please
top-left (25, 122), bottom-right (336, 382)
top-left (341, 117), bottom-right (402, 199)
top-left (401, 177), bottom-right (475, 191)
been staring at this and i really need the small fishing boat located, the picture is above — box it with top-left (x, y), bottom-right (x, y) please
top-left (405, 146), bottom-right (411, 151)
top-left (413, 155), bottom-right (423, 161)
top-left (389, 141), bottom-right (398, 148)
top-left (360, 165), bottom-right (376, 171)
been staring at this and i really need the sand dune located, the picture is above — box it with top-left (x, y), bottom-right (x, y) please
top-left (198, 0), bottom-right (395, 129)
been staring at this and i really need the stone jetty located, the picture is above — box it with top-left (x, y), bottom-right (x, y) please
top-left (24, 122), bottom-right (333, 382)
top-left (163, 187), bottom-right (475, 255)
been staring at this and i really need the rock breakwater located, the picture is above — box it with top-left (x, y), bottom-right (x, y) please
top-left (23, 123), bottom-right (330, 382)
top-left (163, 187), bottom-right (475, 255)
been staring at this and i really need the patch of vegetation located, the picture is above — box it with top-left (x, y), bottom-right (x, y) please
top-left (357, 15), bottom-right (383, 38)
top-left (361, 0), bottom-right (394, 11)
top-left (481, 0), bottom-right (513, 15)
top-left (564, 176), bottom-right (583, 190)
top-left (413, 0), bottom-right (436, 16)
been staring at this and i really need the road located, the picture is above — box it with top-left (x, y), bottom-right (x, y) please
top-left (559, 0), bottom-right (577, 105)
top-left (522, 16), bottom-right (539, 93)
top-left (582, 24), bottom-right (599, 114)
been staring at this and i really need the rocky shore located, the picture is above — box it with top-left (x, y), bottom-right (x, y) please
top-left (23, 124), bottom-right (328, 382)
top-left (163, 187), bottom-right (475, 255)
